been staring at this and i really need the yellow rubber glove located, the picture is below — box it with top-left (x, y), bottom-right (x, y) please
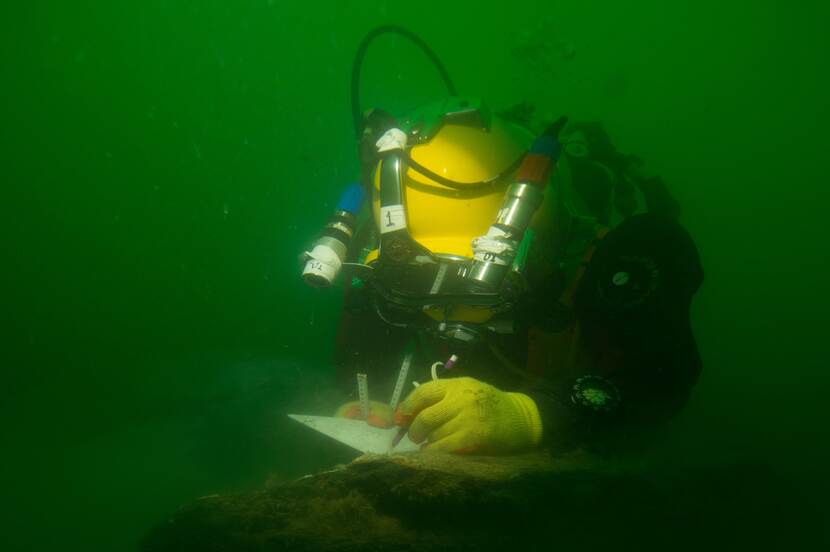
top-left (395, 377), bottom-right (543, 454)
top-left (335, 400), bottom-right (395, 428)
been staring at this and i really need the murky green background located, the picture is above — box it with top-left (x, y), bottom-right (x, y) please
top-left (4, 1), bottom-right (828, 550)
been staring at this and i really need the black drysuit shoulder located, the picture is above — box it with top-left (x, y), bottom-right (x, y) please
top-left (525, 214), bottom-right (705, 449)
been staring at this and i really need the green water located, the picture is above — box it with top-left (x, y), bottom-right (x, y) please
top-left (3, 1), bottom-right (828, 550)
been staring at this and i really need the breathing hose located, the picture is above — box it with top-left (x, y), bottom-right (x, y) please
top-left (351, 26), bottom-right (563, 192)
top-left (351, 25), bottom-right (457, 138)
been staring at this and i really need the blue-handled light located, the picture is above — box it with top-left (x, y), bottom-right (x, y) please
top-left (336, 183), bottom-right (365, 215)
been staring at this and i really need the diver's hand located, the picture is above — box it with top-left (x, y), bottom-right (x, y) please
top-left (395, 377), bottom-right (543, 454)
top-left (335, 400), bottom-right (395, 428)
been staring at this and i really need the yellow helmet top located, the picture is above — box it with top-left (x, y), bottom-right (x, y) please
top-left (366, 98), bottom-right (537, 262)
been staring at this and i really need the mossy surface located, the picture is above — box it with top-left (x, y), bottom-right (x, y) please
top-left (142, 451), bottom-right (823, 551)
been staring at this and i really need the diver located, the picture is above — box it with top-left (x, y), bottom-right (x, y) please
top-left (301, 26), bottom-right (703, 455)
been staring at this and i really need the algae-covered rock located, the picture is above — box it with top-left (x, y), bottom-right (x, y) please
top-left (142, 451), bottom-right (823, 552)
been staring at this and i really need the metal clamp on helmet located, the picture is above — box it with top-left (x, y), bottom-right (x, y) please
top-left (467, 117), bottom-right (567, 290)
top-left (467, 182), bottom-right (544, 288)
top-left (375, 128), bottom-right (434, 265)
top-left (301, 184), bottom-right (365, 288)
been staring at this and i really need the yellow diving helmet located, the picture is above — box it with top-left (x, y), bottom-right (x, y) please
top-left (302, 27), bottom-right (567, 346)
top-left (355, 97), bottom-right (566, 343)
top-left (366, 98), bottom-right (536, 262)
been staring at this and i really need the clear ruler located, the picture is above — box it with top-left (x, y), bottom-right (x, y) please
top-left (389, 351), bottom-right (413, 410)
top-left (356, 373), bottom-right (369, 420)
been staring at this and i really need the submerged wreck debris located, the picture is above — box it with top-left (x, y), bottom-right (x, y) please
top-left (143, 451), bottom-right (822, 551)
